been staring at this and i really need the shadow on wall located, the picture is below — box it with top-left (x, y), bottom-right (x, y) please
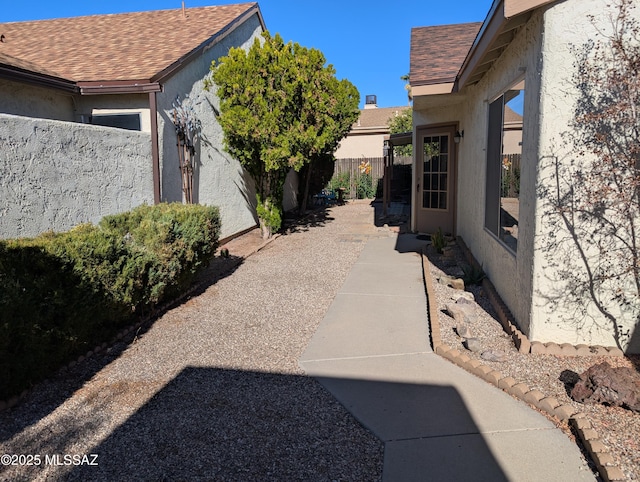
top-left (2, 367), bottom-right (506, 480)
top-left (536, 152), bottom-right (639, 353)
top-left (628, 323), bottom-right (640, 358)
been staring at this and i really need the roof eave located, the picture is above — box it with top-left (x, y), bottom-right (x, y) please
top-left (505, 0), bottom-right (557, 18)
top-left (349, 126), bottom-right (390, 135)
top-left (412, 82), bottom-right (456, 98)
top-left (151, 3), bottom-right (264, 84)
top-left (455, 0), bottom-right (558, 91)
top-left (78, 80), bottom-right (162, 95)
top-left (0, 64), bottom-right (78, 93)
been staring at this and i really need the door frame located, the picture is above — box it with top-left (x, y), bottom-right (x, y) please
top-left (412, 123), bottom-right (459, 235)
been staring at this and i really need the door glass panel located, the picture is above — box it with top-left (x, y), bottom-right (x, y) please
top-left (422, 135), bottom-right (449, 210)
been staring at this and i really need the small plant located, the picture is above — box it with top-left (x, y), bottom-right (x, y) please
top-left (431, 227), bottom-right (446, 254)
top-left (327, 172), bottom-right (350, 193)
top-left (256, 194), bottom-right (282, 239)
top-left (356, 173), bottom-right (375, 199)
top-left (462, 263), bottom-right (486, 285)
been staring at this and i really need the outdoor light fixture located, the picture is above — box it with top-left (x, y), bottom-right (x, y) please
top-left (454, 130), bottom-right (464, 144)
top-left (383, 139), bottom-right (390, 157)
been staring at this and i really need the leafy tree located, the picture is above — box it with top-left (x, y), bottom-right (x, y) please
top-left (538, 0), bottom-right (639, 351)
top-left (207, 32), bottom-right (359, 235)
top-left (388, 109), bottom-right (413, 157)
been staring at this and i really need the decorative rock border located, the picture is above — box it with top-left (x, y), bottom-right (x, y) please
top-left (0, 232), bottom-right (279, 413)
top-left (456, 236), bottom-right (624, 357)
top-left (421, 248), bottom-right (626, 482)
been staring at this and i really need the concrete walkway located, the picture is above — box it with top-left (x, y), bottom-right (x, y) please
top-left (299, 234), bottom-right (595, 481)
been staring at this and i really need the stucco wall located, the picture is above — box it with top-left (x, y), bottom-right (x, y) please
top-left (335, 131), bottom-right (387, 159)
top-left (0, 113), bottom-right (154, 238)
top-left (0, 78), bottom-right (75, 121)
top-left (532, 0), bottom-right (640, 352)
top-left (157, 13), bottom-right (266, 239)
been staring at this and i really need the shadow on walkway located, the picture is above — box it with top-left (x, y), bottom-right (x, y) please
top-left (50, 368), bottom-right (503, 481)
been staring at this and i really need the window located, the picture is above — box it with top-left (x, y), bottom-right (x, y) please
top-left (485, 78), bottom-right (524, 252)
top-left (422, 135), bottom-right (448, 210)
top-left (91, 113), bottom-right (141, 131)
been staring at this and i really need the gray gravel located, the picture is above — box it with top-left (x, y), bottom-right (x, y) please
top-left (0, 201), bottom-right (384, 481)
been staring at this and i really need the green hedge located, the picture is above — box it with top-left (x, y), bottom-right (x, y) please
top-left (0, 203), bottom-right (220, 400)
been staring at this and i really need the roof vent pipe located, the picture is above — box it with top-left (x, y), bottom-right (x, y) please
top-left (182, 1), bottom-right (187, 18)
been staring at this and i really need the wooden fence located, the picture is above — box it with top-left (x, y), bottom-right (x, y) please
top-left (331, 156), bottom-right (412, 199)
top-left (501, 153), bottom-right (521, 198)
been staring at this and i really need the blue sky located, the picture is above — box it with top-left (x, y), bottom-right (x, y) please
top-left (1, 1), bottom-right (493, 108)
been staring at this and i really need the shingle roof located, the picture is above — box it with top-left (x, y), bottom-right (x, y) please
top-left (0, 51), bottom-right (67, 78)
top-left (356, 106), bottom-right (410, 129)
top-left (0, 3), bottom-right (258, 83)
top-left (410, 22), bottom-right (482, 86)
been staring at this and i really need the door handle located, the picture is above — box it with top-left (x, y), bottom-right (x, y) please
top-left (417, 183), bottom-right (420, 192)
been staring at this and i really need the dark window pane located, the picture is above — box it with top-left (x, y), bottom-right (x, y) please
top-left (440, 136), bottom-right (448, 153)
top-left (91, 113), bottom-right (141, 131)
top-left (431, 157), bottom-right (439, 173)
top-left (440, 157), bottom-right (448, 172)
top-left (423, 174), bottom-right (429, 187)
top-left (440, 174), bottom-right (448, 190)
top-left (431, 175), bottom-right (438, 190)
top-left (423, 192), bottom-right (430, 208)
top-left (440, 192), bottom-right (447, 209)
top-left (431, 192), bottom-right (439, 208)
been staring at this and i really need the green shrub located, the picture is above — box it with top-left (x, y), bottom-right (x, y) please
top-left (327, 172), bottom-right (350, 193)
top-left (356, 173), bottom-right (375, 199)
top-left (462, 263), bottom-right (486, 285)
top-left (256, 194), bottom-right (282, 237)
top-left (0, 203), bottom-right (220, 400)
top-left (431, 228), bottom-right (446, 254)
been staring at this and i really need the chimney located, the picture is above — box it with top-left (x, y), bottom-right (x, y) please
top-left (364, 94), bottom-right (377, 109)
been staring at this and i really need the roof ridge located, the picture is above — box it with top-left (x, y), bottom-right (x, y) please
top-left (0, 3), bottom-right (258, 25)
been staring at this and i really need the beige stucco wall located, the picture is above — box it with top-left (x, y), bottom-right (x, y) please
top-left (503, 128), bottom-right (523, 155)
top-left (335, 130), bottom-right (387, 159)
top-left (531, 0), bottom-right (640, 352)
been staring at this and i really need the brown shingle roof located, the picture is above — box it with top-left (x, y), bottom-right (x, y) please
top-left (0, 50), bottom-right (68, 79)
top-left (504, 105), bottom-right (523, 123)
top-left (356, 106), bottom-right (410, 129)
top-left (0, 3), bottom-right (258, 83)
top-left (410, 22), bottom-right (481, 86)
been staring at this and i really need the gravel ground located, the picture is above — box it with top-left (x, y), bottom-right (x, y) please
top-left (427, 242), bottom-right (640, 481)
top-left (0, 201), bottom-right (384, 481)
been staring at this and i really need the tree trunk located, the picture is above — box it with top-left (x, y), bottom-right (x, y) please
top-left (299, 161), bottom-right (313, 215)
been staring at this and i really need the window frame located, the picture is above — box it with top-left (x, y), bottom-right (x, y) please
top-left (484, 75), bottom-right (525, 254)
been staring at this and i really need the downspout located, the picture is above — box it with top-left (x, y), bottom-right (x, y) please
top-left (149, 91), bottom-right (161, 204)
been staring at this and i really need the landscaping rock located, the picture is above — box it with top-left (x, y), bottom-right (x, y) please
top-left (452, 291), bottom-right (475, 303)
top-left (463, 338), bottom-right (482, 353)
top-left (456, 323), bottom-right (473, 339)
top-left (481, 349), bottom-right (507, 363)
top-left (570, 362), bottom-right (640, 412)
top-left (445, 303), bottom-right (476, 325)
top-left (449, 278), bottom-right (465, 290)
